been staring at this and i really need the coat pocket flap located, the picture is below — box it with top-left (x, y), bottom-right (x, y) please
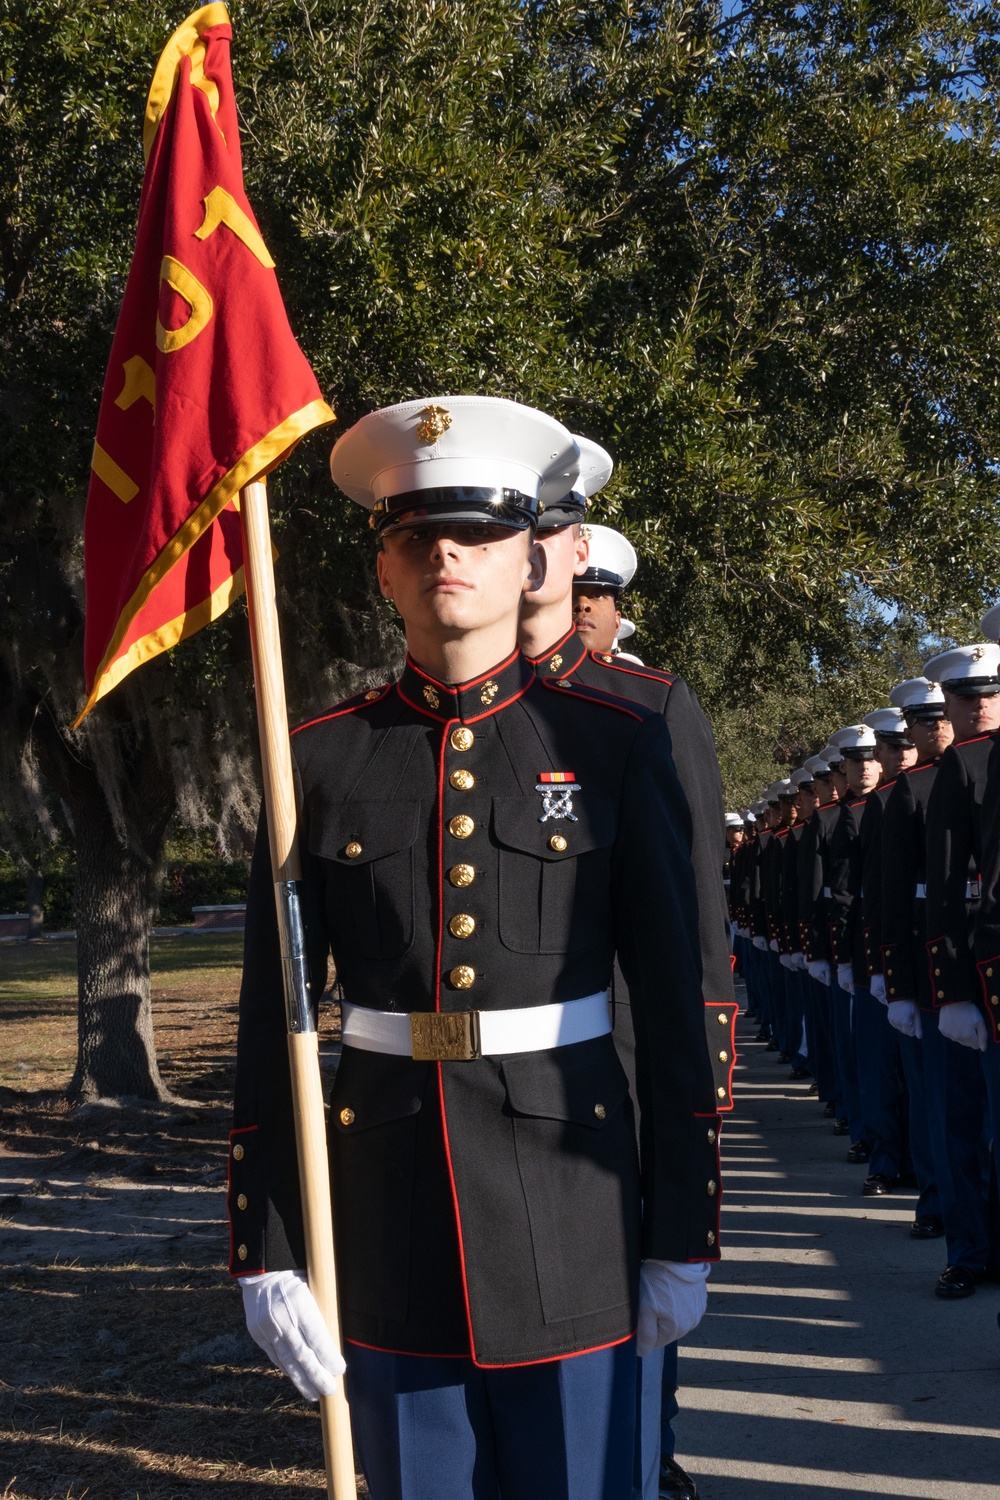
top-left (491, 792), bottom-right (615, 860)
top-left (309, 800), bottom-right (422, 865)
top-left (331, 1050), bottom-right (429, 1133)
top-left (500, 1036), bottom-right (629, 1128)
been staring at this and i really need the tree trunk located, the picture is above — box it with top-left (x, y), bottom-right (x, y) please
top-left (69, 799), bottom-right (170, 1102)
top-left (25, 868), bottom-right (44, 938)
top-left (30, 701), bottom-right (177, 1103)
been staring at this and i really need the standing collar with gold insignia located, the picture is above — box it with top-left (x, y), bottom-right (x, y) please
top-left (523, 625), bottom-right (588, 679)
top-left (397, 647), bottom-right (534, 724)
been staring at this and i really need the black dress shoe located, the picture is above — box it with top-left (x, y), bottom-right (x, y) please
top-left (823, 1101), bottom-right (837, 1118)
top-left (659, 1455), bottom-right (699, 1499)
top-left (755, 1028), bottom-right (771, 1042)
top-left (846, 1140), bottom-right (872, 1163)
top-left (935, 1265), bottom-right (984, 1299)
top-left (777, 1051), bottom-right (790, 1063)
top-left (789, 1066), bottom-right (810, 1079)
top-left (832, 1117), bottom-right (850, 1135)
top-left (765, 1039), bottom-right (779, 1051)
top-left (862, 1173), bottom-right (893, 1196)
top-left (910, 1215), bottom-right (945, 1240)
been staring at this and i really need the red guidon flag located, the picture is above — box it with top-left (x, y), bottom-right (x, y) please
top-left (76, 3), bottom-right (334, 723)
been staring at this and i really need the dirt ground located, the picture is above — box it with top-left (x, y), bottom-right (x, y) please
top-left (0, 935), bottom-right (365, 1499)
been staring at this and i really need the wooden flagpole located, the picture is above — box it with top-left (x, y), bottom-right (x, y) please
top-left (239, 476), bottom-right (357, 1500)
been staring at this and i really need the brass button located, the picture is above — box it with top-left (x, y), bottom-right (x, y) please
top-left (449, 814), bottom-right (475, 840)
top-left (232, 1144), bottom-right (245, 1161)
top-left (345, 841), bottom-right (363, 859)
top-left (887, 968), bottom-right (893, 976)
top-left (450, 727), bottom-right (475, 752)
top-left (601, 653), bottom-right (613, 663)
top-left (365, 689), bottom-right (381, 701)
top-left (707, 1230), bottom-right (716, 1247)
top-left (717, 1086), bottom-right (726, 1099)
top-left (449, 863), bottom-right (475, 888)
top-left (549, 834), bottom-right (568, 852)
top-left (934, 967), bottom-right (941, 976)
top-left (717, 1012), bottom-right (729, 1025)
top-left (937, 990), bottom-right (945, 1000)
top-left (707, 1179), bottom-right (717, 1196)
top-left (340, 1107), bottom-right (355, 1126)
top-left (931, 945), bottom-right (938, 954)
top-left (450, 769), bottom-right (475, 791)
top-left (988, 967), bottom-right (994, 977)
top-left (707, 1128), bottom-right (717, 1144)
top-left (450, 965), bottom-right (476, 990)
top-left (556, 679), bottom-right (571, 688)
top-left (718, 1050), bottom-right (729, 1063)
top-left (992, 994), bottom-right (999, 1004)
top-left (449, 913), bottom-right (476, 940)
top-left (237, 1193), bottom-right (248, 1211)
top-left (237, 1244), bottom-right (248, 1260)
top-left (594, 1103), bottom-right (606, 1120)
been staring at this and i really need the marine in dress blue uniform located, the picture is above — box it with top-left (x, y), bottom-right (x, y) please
top-left (923, 642), bottom-right (1000, 1298)
top-left (229, 399), bottom-right (721, 1499)
top-left (520, 492), bottom-right (731, 1500)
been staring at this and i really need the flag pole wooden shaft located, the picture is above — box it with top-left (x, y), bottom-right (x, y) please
top-left (240, 477), bottom-right (357, 1500)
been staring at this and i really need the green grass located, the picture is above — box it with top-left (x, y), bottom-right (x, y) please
top-left (0, 933), bottom-right (245, 1004)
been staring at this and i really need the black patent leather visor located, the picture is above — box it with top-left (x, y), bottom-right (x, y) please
top-left (371, 487), bottom-right (538, 535)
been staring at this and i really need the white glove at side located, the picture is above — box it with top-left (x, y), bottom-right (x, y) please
top-left (752, 935), bottom-right (767, 951)
top-left (779, 953), bottom-right (793, 970)
top-left (769, 939), bottom-right (779, 953)
top-left (738, 926), bottom-right (750, 939)
top-left (636, 1260), bottom-right (710, 1358)
top-left (241, 1270), bottom-right (345, 1400)
top-left (869, 973), bottom-right (887, 1004)
top-left (836, 962), bottom-right (854, 994)
top-left (807, 959), bottom-right (831, 986)
top-left (791, 951), bottom-right (808, 972)
top-left (937, 1001), bottom-right (989, 1052)
top-left (887, 999), bottom-right (922, 1039)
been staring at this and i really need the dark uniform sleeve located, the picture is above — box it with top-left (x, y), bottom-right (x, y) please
top-left (228, 802), bottom-right (331, 1277)
top-left (663, 682), bottom-right (735, 1006)
top-left (796, 818), bottom-right (824, 961)
top-left (827, 810), bottom-right (857, 966)
top-left (780, 832), bottom-right (799, 955)
top-left (925, 748), bottom-right (977, 1007)
top-left (880, 775), bottom-right (919, 1001)
top-left (973, 740), bottom-right (1000, 1039)
top-left (858, 796), bottom-right (885, 980)
top-left (749, 838), bottom-right (767, 938)
top-left (612, 714), bottom-right (721, 1263)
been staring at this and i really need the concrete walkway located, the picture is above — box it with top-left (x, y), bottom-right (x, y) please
top-left (675, 993), bottom-right (1000, 1499)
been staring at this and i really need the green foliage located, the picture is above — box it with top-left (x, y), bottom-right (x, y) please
top-left (4, 0), bottom-right (1000, 822)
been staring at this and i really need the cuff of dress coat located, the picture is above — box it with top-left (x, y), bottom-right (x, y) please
top-left (925, 936), bottom-right (975, 1008)
top-left (705, 1003), bottom-right (737, 1111)
top-left (228, 1126), bottom-right (266, 1276)
top-left (642, 1114), bottom-right (722, 1263)
top-left (975, 956), bottom-right (1000, 1042)
top-left (881, 942), bottom-right (915, 1001)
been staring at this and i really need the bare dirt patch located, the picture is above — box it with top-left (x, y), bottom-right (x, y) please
top-left (0, 935), bottom-right (359, 1498)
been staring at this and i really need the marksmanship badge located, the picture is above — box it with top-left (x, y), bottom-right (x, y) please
top-left (536, 771), bottom-right (579, 822)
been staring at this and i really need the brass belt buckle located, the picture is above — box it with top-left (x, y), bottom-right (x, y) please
top-left (410, 1010), bottom-right (481, 1061)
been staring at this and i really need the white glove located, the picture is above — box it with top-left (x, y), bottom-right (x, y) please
top-left (730, 921), bottom-right (738, 941)
top-left (769, 939), bottom-right (779, 953)
top-left (779, 953), bottom-right (794, 970)
top-left (937, 1001), bottom-right (989, 1052)
top-left (807, 959), bottom-right (831, 986)
top-left (738, 926), bottom-right (750, 939)
top-left (887, 999), bottom-right (922, 1039)
top-left (869, 974), bottom-right (887, 1004)
top-left (836, 963), bottom-right (854, 994)
top-left (790, 951), bottom-right (807, 972)
top-left (636, 1260), bottom-right (710, 1358)
top-left (752, 935), bottom-right (767, 951)
top-left (241, 1270), bottom-right (345, 1400)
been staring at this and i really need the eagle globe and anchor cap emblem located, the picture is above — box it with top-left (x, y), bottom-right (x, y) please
top-left (416, 404), bottom-right (453, 445)
top-left (536, 771), bottom-right (580, 822)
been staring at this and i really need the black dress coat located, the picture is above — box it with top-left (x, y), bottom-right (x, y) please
top-left (925, 734), bottom-right (996, 1011)
top-left (971, 736), bottom-right (1000, 1040)
top-left (229, 650), bottom-right (720, 1368)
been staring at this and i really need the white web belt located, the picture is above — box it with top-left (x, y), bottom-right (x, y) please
top-left (341, 990), bottom-right (612, 1061)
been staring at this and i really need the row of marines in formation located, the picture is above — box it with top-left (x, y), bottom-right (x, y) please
top-left (723, 629), bottom-right (1000, 1304)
